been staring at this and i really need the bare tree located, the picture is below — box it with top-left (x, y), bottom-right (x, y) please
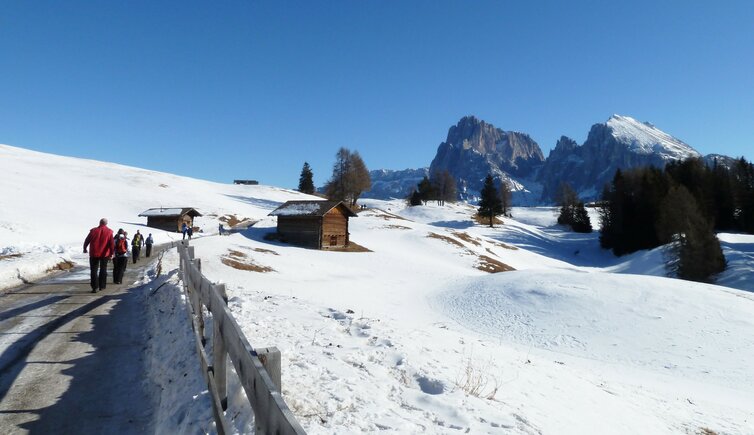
top-left (432, 170), bottom-right (457, 206)
top-left (324, 148), bottom-right (371, 206)
top-left (499, 180), bottom-right (512, 216)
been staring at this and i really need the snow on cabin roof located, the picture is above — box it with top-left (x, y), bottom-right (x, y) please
top-left (268, 201), bottom-right (357, 217)
top-left (138, 207), bottom-right (202, 217)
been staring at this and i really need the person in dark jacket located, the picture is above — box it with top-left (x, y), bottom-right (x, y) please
top-left (132, 230), bottom-right (144, 263)
top-left (113, 230), bottom-right (129, 284)
top-left (83, 218), bottom-right (114, 293)
top-left (182, 222), bottom-right (188, 240)
top-left (145, 233), bottom-right (154, 257)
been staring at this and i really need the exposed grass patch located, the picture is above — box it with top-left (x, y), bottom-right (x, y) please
top-left (491, 240), bottom-right (517, 250)
top-left (222, 249), bottom-right (274, 272)
top-left (326, 241), bottom-right (372, 252)
top-left (476, 255), bottom-right (515, 273)
top-left (0, 253), bottom-right (23, 261)
top-left (221, 256), bottom-right (274, 273)
top-left (253, 247), bottom-right (279, 255)
top-left (427, 232), bottom-right (465, 249)
top-left (453, 231), bottom-right (481, 246)
top-left (48, 260), bottom-right (75, 271)
top-left (383, 224), bottom-right (411, 230)
top-left (473, 213), bottom-right (504, 226)
top-left (369, 210), bottom-right (410, 221)
top-left (219, 214), bottom-right (254, 228)
top-left (698, 429), bottom-right (719, 435)
top-left (227, 250), bottom-right (247, 259)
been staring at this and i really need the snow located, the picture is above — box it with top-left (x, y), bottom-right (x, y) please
top-left (607, 114), bottom-right (701, 160)
top-left (269, 202), bottom-right (324, 216)
top-left (139, 208), bottom-right (192, 217)
top-left (2, 144), bottom-right (754, 434)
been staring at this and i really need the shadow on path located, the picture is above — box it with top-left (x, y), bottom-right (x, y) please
top-left (19, 285), bottom-right (154, 434)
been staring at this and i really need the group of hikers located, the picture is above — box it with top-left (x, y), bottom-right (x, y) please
top-left (83, 218), bottom-right (154, 293)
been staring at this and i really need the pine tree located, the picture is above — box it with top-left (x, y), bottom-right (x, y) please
top-left (417, 176), bottom-right (434, 204)
top-left (478, 174), bottom-right (503, 227)
top-left (408, 190), bottom-right (423, 206)
top-left (297, 162), bottom-right (315, 194)
top-left (659, 185), bottom-right (726, 282)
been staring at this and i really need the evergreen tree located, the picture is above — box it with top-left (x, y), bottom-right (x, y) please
top-left (571, 203), bottom-right (593, 233)
top-left (416, 176), bottom-right (435, 204)
top-left (557, 183), bottom-right (592, 233)
top-left (408, 190), bottom-right (423, 206)
top-left (478, 174), bottom-right (503, 227)
top-left (659, 185), bottom-right (726, 282)
top-left (297, 162), bottom-right (315, 194)
top-left (732, 157), bottom-right (754, 233)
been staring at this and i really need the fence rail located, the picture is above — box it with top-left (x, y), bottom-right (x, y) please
top-left (177, 241), bottom-right (306, 435)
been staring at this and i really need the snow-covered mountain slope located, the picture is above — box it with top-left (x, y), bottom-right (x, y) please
top-left (0, 143), bottom-right (312, 287)
top-left (538, 115), bottom-right (704, 202)
top-left (606, 114), bottom-right (700, 160)
top-left (2, 145), bottom-right (753, 434)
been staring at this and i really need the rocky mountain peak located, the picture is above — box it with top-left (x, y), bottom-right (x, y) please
top-left (430, 116), bottom-right (545, 201)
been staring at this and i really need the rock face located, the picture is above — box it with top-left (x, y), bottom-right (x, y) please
top-left (428, 116), bottom-right (545, 201)
top-left (538, 115), bottom-right (701, 202)
top-left (362, 114), bottom-right (734, 205)
top-left (362, 167), bottom-right (430, 200)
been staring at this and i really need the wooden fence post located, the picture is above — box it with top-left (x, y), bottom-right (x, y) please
top-left (256, 347), bottom-right (282, 392)
top-left (213, 283), bottom-right (229, 410)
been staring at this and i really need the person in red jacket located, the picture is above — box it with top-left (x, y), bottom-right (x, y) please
top-left (83, 218), bottom-right (114, 293)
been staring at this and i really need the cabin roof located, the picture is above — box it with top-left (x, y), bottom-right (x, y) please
top-left (138, 207), bottom-right (203, 218)
top-left (268, 200), bottom-right (357, 218)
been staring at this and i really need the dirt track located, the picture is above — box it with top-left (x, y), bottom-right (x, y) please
top-left (0, 253), bottom-right (162, 434)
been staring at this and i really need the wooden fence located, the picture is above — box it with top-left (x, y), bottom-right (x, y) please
top-left (177, 241), bottom-right (306, 435)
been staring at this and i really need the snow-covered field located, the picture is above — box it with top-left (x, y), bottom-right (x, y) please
top-left (2, 143), bottom-right (754, 434)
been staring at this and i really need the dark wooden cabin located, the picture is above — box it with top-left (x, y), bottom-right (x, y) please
top-left (268, 201), bottom-right (357, 249)
top-left (138, 207), bottom-right (202, 232)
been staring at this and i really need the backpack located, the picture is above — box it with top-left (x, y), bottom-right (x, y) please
top-left (132, 234), bottom-right (142, 246)
top-left (116, 238), bottom-right (128, 255)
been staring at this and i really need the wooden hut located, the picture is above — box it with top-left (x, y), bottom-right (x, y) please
top-left (268, 201), bottom-right (357, 249)
top-left (138, 207), bottom-right (202, 232)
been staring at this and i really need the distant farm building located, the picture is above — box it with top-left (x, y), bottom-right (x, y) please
top-left (233, 180), bottom-right (259, 185)
top-left (268, 201), bottom-right (357, 249)
top-left (138, 208), bottom-right (202, 232)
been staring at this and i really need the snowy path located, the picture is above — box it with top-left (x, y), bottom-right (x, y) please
top-left (0, 255), bottom-right (161, 434)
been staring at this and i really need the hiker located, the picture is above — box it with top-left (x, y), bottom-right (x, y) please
top-left (83, 218), bottom-right (114, 293)
top-left (132, 230), bottom-right (144, 263)
top-left (113, 231), bottom-right (129, 284)
top-left (218, 223), bottom-right (224, 236)
top-left (145, 233), bottom-right (154, 257)
top-left (182, 222), bottom-right (188, 240)
top-left (187, 226), bottom-right (193, 240)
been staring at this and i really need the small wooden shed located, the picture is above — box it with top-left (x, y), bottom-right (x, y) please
top-left (138, 207), bottom-right (202, 232)
top-left (268, 201), bottom-right (357, 249)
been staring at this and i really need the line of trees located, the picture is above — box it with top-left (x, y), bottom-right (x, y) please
top-left (597, 156), bottom-right (754, 281)
top-left (408, 170), bottom-right (457, 206)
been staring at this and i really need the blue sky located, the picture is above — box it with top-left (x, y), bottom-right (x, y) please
top-left (1, 1), bottom-right (752, 188)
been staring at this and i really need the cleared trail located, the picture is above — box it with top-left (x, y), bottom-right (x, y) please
top-left (0, 252), bottom-right (164, 434)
